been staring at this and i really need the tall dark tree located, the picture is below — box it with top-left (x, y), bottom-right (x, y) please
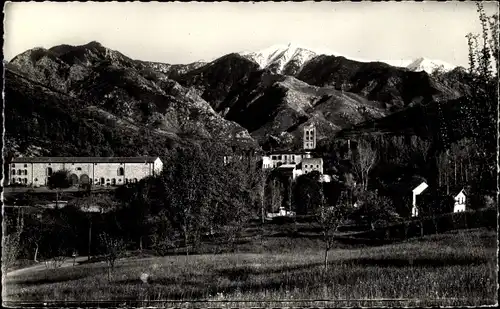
top-left (292, 171), bottom-right (323, 215)
top-left (47, 169), bottom-right (72, 208)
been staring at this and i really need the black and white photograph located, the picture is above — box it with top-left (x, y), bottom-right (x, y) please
top-left (2, 1), bottom-right (498, 307)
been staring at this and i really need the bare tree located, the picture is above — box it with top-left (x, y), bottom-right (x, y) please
top-left (316, 190), bottom-right (353, 271)
top-left (410, 135), bottom-right (431, 165)
top-left (99, 232), bottom-right (126, 281)
top-left (353, 139), bottom-right (377, 190)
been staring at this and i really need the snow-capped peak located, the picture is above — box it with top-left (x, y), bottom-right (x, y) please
top-left (405, 57), bottom-right (456, 74)
top-left (239, 43), bottom-right (338, 74)
top-left (239, 43), bottom-right (457, 75)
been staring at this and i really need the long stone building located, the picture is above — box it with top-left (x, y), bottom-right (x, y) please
top-left (8, 157), bottom-right (163, 187)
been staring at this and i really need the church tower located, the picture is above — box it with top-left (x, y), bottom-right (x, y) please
top-left (303, 124), bottom-right (316, 150)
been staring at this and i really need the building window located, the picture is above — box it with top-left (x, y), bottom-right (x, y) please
top-left (118, 179), bottom-right (122, 182)
top-left (24, 164), bottom-right (28, 168)
top-left (11, 169), bottom-right (15, 175)
top-left (24, 169), bottom-right (28, 175)
top-left (47, 167), bottom-right (53, 176)
top-left (76, 167), bottom-right (82, 171)
top-left (48, 163), bottom-right (51, 165)
top-left (23, 178), bottom-right (27, 184)
top-left (112, 179), bottom-right (116, 185)
top-left (134, 178), bottom-right (138, 183)
top-left (117, 167), bottom-right (124, 176)
top-left (316, 165), bottom-right (319, 168)
top-left (100, 177), bottom-right (105, 185)
top-left (11, 164), bottom-right (15, 167)
top-left (17, 169), bottom-right (22, 175)
top-left (106, 179), bottom-right (110, 182)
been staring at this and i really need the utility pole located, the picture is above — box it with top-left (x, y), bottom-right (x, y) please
top-left (88, 187), bottom-right (93, 261)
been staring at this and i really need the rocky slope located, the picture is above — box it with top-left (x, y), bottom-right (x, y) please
top-left (6, 42), bottom-right (255, 157)
top-left (7, 41), bottom-right (471, 154)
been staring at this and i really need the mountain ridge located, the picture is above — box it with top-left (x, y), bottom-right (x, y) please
top-left (6, 41), bottom-right (472, 154)
top-left (239, 43), bottom-right (458, 75)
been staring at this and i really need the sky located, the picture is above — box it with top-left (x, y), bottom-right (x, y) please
top-left (3, 2), bottom-right (499, 67)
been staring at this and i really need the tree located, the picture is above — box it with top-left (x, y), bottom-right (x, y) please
top-left (316, 190), bottom-right (353, 271)
top-left (353, 139), bottom-right (377, 190)
top-left (47, 169), bottom-right (71, 208)
top-left (351, 190), bottom-right (400, 231)
top-left (115, 178), bottom-right (154, 251)
top-left (463, 3), bottom-right (498, 189)
top-left (293, 171), bottom-right (323, 215)
top-left (99, 232), bottom-right (126, 281)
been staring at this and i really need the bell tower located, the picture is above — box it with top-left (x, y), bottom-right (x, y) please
top-left (303, 124), bottom-right (316, 150)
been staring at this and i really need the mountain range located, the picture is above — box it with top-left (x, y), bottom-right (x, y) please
top-left (4, 41), bottom-right (472, 157)
top-left (239, 43), bottom-right (458, 75)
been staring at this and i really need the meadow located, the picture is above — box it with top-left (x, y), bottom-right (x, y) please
top-left (3, 228), bottom-right (497, 307)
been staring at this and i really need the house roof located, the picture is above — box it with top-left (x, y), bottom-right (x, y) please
top-left (302, 158), bottom-right (323, 164)
top-left (11, 157), bottom-right (160, 164)
top-left (267, 151), bottom-right (312, 156)
top-left (412, 182), bottom-right (429, 195)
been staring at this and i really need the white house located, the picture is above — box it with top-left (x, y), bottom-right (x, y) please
top-left (453, 189), bottom-right (467, 213)
top-left (301, 158), bottom-right (324, 175)
top-left (411, 181), bottom-right (428, 217)
top-left (8, 156), bottom-right (163, 187)
top-left (262, 152), bottom-right (313, 169)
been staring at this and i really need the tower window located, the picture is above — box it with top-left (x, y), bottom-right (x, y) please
top-left (76, 167), bottom-right (82, 171)
top-left (117, 167), bottom-right (124, 176)
top-left (24, 164), bottom-right (28, 168)
top-left (47, 167), bottom-right (53, 176)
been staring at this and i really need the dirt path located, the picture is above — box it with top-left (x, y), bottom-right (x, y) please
top-left (6, 256), bottom-right (89, 277)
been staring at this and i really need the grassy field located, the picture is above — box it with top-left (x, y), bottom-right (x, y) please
top-left (3, 228), bottom-right (497, 307)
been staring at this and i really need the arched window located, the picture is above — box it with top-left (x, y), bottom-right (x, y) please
top-left (111, 178), bottom-right (116, 185)
top-left (117, 167), bottom-right (124, 176)
top-left (24, 169), bottom-right (28, 175)
top-left (11, 169), bottom-right (15, 175)
top-left (17, 169), bottom-right (22, 175)
top-left (47, 167), bottom-right (53, 176)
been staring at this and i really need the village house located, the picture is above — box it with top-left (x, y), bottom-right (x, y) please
top-left (453, 189), bottom-right (467, 213)
top-left (261, 124), bottom-right (325, 179)
top-left (411, 181), bottom-right (429, 217)
top-left (8, 156), bottom-right (163, 187)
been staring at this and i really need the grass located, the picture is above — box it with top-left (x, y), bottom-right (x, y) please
top-left (3, 228), bottom-right (497, 307)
